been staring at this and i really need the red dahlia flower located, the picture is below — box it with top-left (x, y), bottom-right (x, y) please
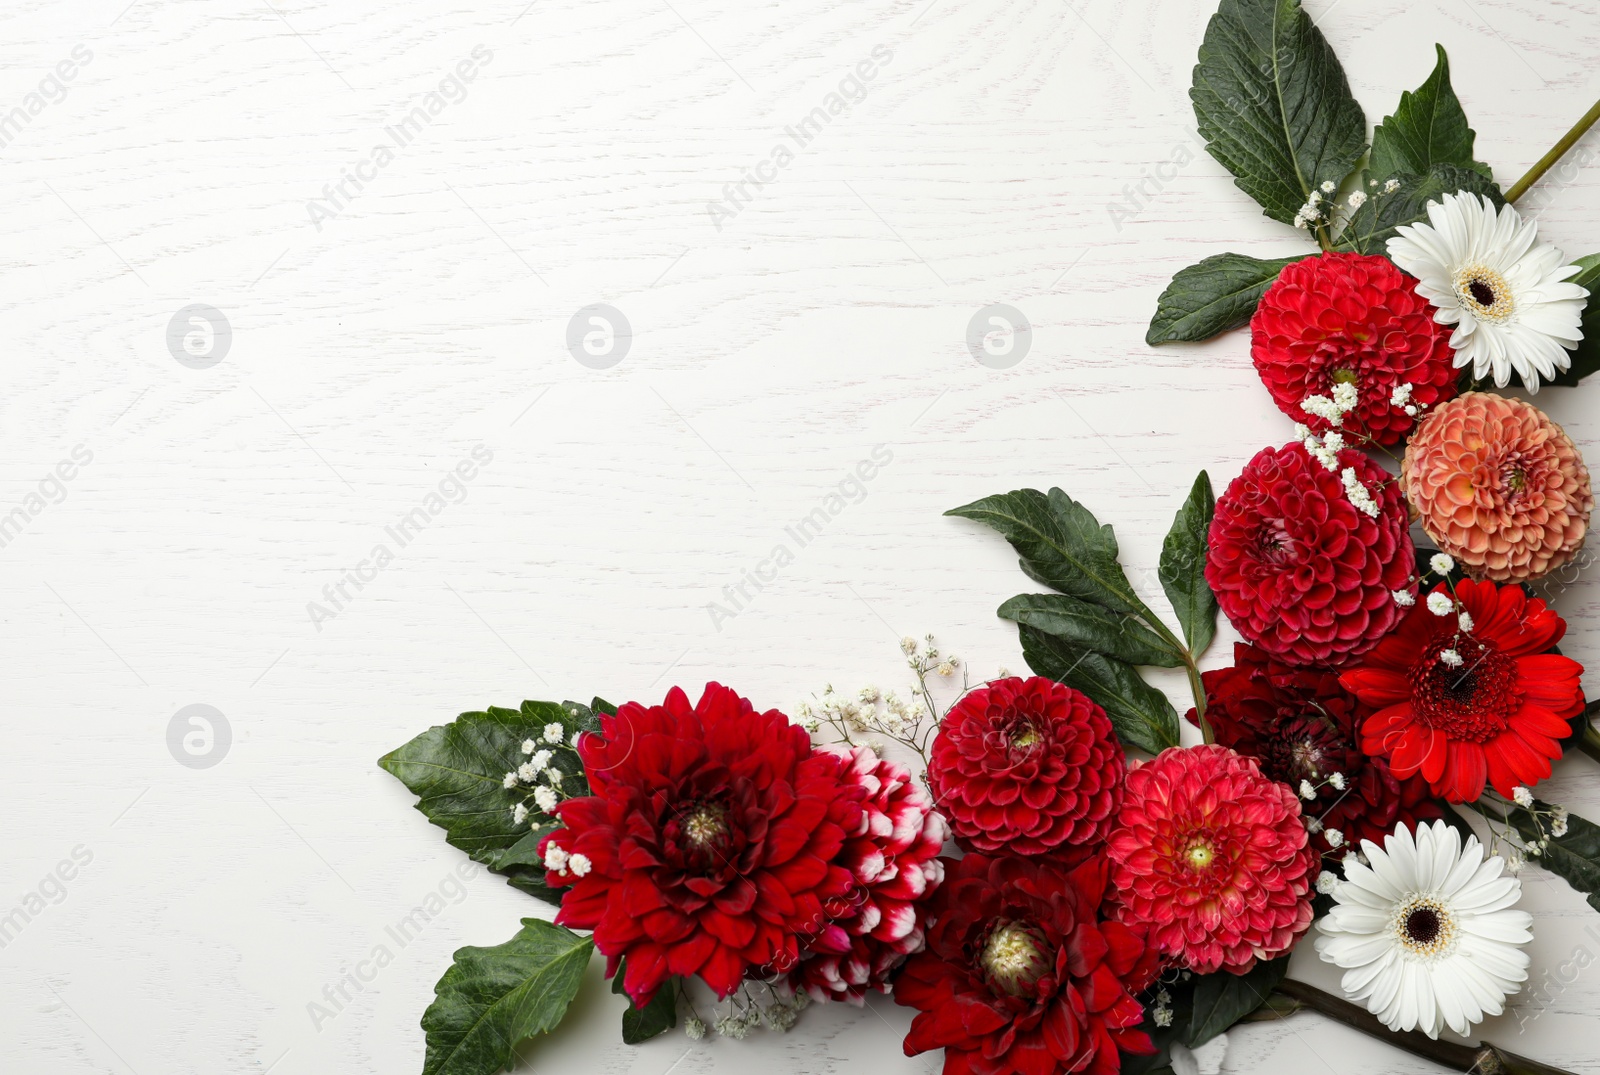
top-left (1251, 251), bottom-right (1457, 444)
top-left (1195, 643), bottom-right (1440, 854)
top-left (1105, 744), bottom-right (1316, 975)
top-left (541, 683), bottom-right (862, 1007)
top-left (928, 676), bottom-right (1125, 856)
top-left (781, 746), bottom-right (948, 1005)
top-left (1341, 579), bottom-right (1585, 802)
top-left (896, 853), bottom-right (1159, 1075)
top-left (1208, 441), bottom-right (1415, 667)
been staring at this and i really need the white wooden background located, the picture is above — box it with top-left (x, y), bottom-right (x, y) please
top-left (4, 0), bottom-right (1599, 1072)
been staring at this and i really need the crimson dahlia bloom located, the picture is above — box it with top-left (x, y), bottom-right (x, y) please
top-left (1251, 251), bottom-right (1457, 444)
top-left (1208, 441), bottom-right (1415, 667)
top-left (928, 677), bottom-right (1125, 856)
top-left (1342, 579), bottom-right (1585, 802)
top-left (896, 853), bottom-right (1159, 1075)
top-left (1197, 643), bottom-right (1441, 853)
top-left (1105, 744), bottom-right (1316, 975)
top-left (541, 683), bottom-right (862, 1007)
top-left (782, 746), bottom-right (948, 1004)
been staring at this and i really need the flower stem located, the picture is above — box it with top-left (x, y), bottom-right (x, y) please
top-left (1504, 98), bottom-right (1600, 204)
top-left (1273, 979), bottom-right (1578, 1075)
top-left (1137, 609), bottom-right (1212, 745)
top-left (1578, 718), bottom-right (1600, 766)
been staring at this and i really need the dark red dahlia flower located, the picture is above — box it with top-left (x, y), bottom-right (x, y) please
top-left (541, 683), bottom-right (863, 1007)
top-left (1194, 643), bottom-right (1440, 853)
top-left (781, 746), bottom-right (948, 1005)
top-left (1105, 744), bottom-right (1316, 975)
top-left (895, 853), bottom-right (1159, 1075)
top-left (1251, 251), bottom-right (1456, 444)
top-left (928, 676), bottom-right (1125, 857)
top-left (1207, 441), bottom-right (1415, 667)
top-left (1342, 579), bottom-right (1585, 802)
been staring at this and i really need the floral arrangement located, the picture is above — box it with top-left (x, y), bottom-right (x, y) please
top-left (381, 2), bottom-right (1600, 1072)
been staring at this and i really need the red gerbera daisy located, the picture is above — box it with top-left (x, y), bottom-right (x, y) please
top-left (1105, 744), bottom-right (1316, 975)
top-left (928, 676), bottom-right (1125, 857)
top-left (780, 746), bottom-right (948, 1005)
top-left (895, 853), bottom-right (1159, 1075)
top-left (1194, 643), bottom-right (1441, 854)
top-left (1207, 441), bottom-right (1415, 667)
top-left (1341, 579), bottom-right (1586, 802)
top-left (1251, 251), bottom-right (1457, 444)
top-left (540, 683), bottom-right (863, 1007)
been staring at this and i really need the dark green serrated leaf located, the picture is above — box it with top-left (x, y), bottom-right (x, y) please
top-left (1184, 956), bottom-right (1289, 1046)
top-left (1369, 45), bottom-right (1491, 183)
top-left (1191, 0), bottom-right (1367, 226)
top-left (1497, 798), bottom-right (1600, 911)
top-left (1159, 471), bottom-right (1218, 656)
top-left (379, 702), bottom-right (586, 876)
top-left (612, 959), bottom-right (679, 1044)
top-left (998, 593), bottom-right (1183, 668)
top-left (947, 488), bottom-right (1140, 613)
top-left (421, 919), bottom-right (594, 1075)
top-left (1545, 254), bottom-right (1600, 388)
top-left (1146, 253), bottom-right (1305, 344)
top-left (1337, 163), bottom-right (1502, 254)
top-left (1019, 625), bottom-right (1179, 754)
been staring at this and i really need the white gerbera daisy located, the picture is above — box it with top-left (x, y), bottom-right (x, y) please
top-left (1387, 191), bottom-right (1588, 391)
top-left (1315, 819), bottom-right (1531, 1039)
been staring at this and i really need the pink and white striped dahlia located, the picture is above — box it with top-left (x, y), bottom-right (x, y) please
top-left (782, 746), bottom-right (949, 1004)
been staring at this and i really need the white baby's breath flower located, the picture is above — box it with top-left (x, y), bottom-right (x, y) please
top-left (567, 853), bottom-right (591, 877)
top-left (529, 749), bottom-right (552, 773)
top-left (1393, 589), bottom-right (1417, 608)
top-left (1458, 611), bottom-right (1476, 633)
top-left (543, 844), bottom-right (568, 871)
top-left (1427, 592), bottom-right (1455, 616)
top-left (1316, 870), bottom-right (1340, 894)
top-left (1326, 828), bottom-right (1345, 849)
top-left (1300, 779), bottom-right (1317, 800)
top-left (1390, 383), bottom-right (1414, 407)
top-left (502, 771), bottom-right (518, 789)
top-left (1331, 381), bottom-right (1358, 413)
top-left (1439, 648), bottom-right (1465, 668)
top-left (1511, 786), bottom-right (1534, 808)
top-left (1430, 553), bottom-right (1456, 576)
top-left (1340, 467), bottom-right (1380, 517)
top-left (1301, 393), bottom-right (1345, 425)
top-left (543, 723), bottom-right (565, 745)
top-left (1328, 772), bottom-right (1346, 791)
top-left (1348, 190), bottom-right (1367, 209)
top-left (1321, 180), bottom-right (1337, 193)
top-left (534, 786), bottom-right (559, 813)
top-left (517, 761), bottom-right (538, 782)
top-left (512, 802), bottom-right (528, 825)
top-left (1387, 191), bottom-right (1588, 391)
top-left (521, 738), bottom-right (536, 755)
top-left (1383, 178), bottom-right (1401, 193)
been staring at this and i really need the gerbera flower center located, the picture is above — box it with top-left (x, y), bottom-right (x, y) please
top-left (1453, 265), bottom-right (1515, 323)
top-left (1391, 894), bottom-right (1458, 960)
top-left (1409, 636), bottom-right (1522, 743)
top-left (979, 920), bottom-right (1049, 997)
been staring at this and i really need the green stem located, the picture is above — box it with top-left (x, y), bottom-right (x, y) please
top-left (1273, 979), bottom-right (1577, 1075)
top-left (1139, 610), bottom-right (1212, 745)
top-left (1579, 720), bottom-right (1600, 766)
top-left (1505, 98), bottom-right (1600, 204)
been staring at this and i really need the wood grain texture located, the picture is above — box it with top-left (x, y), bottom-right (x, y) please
top-left (2, 0), bottom-right (1598, 1072)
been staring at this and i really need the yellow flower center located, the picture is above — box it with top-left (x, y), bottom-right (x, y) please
top-left (1392, 894), bottom-right (1458, 960)
top-left (1454, 265), bottom-right (1516, 324)
top-left (981, 921), bottom-right (1048, 997)
top-left (1184, 841), bottom-right (1216, 870)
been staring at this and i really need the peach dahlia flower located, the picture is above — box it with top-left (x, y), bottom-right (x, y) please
top-left (1401, 392), bottom-right (1592, 581)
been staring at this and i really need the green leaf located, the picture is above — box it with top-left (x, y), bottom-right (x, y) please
top-left (612, 959), bottom-right (678, 1044)
top-left (1159, 471), bottom-right (1219, 656)
top-left (1545, 254), bottom-right (1600, 388)
top-left (999, 593), bottom-right (1183, 668)
top-left (1184, 956), bottom-right (1289, 1046)
top-left (421, 919), bottom-right (594, 1075)
top-left (1146, 253), bottom-right (1305, 344)
top-left (379, 702), bottom-right (586, 876)
top-left (1019, 625), bottom-right (1179, 754)
top-left (1337, 163), bottom-right (1502, 254)
top-left (1498, 799), bottom-right (1600, 912)
top-left (1369, 45), bottom-right (1492, 183)
top-left (1190, 0), bottom-right (1367, 226)
top-left (947, 489), bottom-right (1140, 614)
